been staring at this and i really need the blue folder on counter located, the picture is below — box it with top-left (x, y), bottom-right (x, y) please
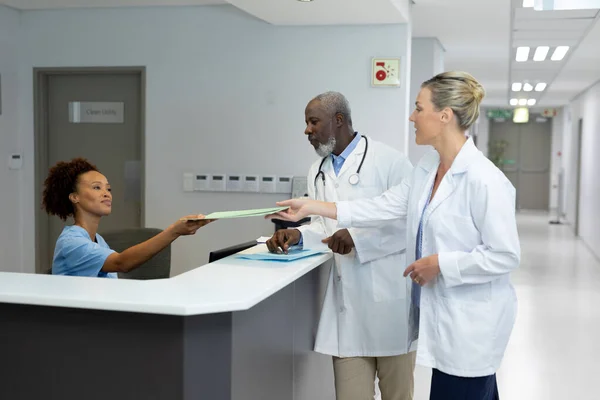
top-left (235, 248), bottom-right (325, 262)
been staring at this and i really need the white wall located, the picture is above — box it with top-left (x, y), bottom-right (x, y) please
top-left (549, 108), bottom-right (564, 211)
top-left (14, 5), bottom-right (412, 275)
top-left (565, 81), bottom-right (600, 259)
top-left (0, 6), bottom-right (22, 273)
top-left (473, 110), bottom-right (489, 158)
top-left (407, 37), bottom-right (444, 165)
top-left (561, 105), bottom-right (572, 217)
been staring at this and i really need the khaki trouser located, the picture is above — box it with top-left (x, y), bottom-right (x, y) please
top-left (333, 352), bottom-right (416, 400)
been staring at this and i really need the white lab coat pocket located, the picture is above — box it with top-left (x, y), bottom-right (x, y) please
top-left (369, 257), bottom-right (407, 302)
top-left (439, 281), bottom-right (492, 303)
top-left (435, 296), bottom-right (493, 373)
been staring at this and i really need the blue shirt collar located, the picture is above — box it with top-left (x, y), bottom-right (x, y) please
top-left (331, 132), bottom-right (362, 163)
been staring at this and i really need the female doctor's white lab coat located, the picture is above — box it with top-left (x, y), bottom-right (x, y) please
top-left (337, 137), bottom-right (520, 377)
top-left (297, 136), bottom-right (415, 357)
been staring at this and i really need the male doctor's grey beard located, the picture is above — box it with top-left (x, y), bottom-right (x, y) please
top-left (315, 137), bottom-right (337, 158)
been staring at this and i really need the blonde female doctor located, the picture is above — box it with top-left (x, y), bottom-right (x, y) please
top-left (269, 72), bottom-right (520, 400)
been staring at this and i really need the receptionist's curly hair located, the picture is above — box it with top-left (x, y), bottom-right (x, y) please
top-left (42, 158), bottom-right (99, 221)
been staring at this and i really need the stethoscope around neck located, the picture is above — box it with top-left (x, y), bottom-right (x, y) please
top-left (314, 135), bottom-right (368, 192)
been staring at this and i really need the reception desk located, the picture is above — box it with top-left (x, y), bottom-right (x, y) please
top-left (0, 245), bottom-right (335, 400)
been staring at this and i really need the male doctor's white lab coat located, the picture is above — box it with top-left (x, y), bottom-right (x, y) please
top-left (297, 136), bottom-right (414, 357)
top-left (337, 137), bottom-right (521, 377)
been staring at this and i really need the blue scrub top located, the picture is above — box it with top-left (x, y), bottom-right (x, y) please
top-left (52, 225), bottom-right (118, 278)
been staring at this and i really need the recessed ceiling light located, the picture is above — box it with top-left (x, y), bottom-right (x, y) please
top-left (518, 99), bottom-right (528, 106)
top-left (514, 107), bottom-right (529, 123)
top-left (297, 0), bottom-right (313, 2)
top-left (527, 99), bottom-right (537, 106)
top-left (523, 83), bottom-right (534, 92)
top-left (551, 46), bottom-right (570, 61)
top-left (533, 0), bottom-right (600, 11)
top-left (522, 0), bottom-right (534, 7)
top-left (533, 46), bottom-right (550, 61)
top-left (516, 47), bottom-right (530, 62)
top-left (535, 82), bottom-right (547, 91)
top-left (510, 99), bottom-right (518, 106)
top-left (512, 83), bottom-right (523, 91)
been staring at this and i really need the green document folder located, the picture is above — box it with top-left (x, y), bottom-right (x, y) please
top-left (181, 206), bottom-right (289, 221)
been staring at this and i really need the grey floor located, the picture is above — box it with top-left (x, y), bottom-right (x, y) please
top-left (407, 211), bottom-right (600, 400)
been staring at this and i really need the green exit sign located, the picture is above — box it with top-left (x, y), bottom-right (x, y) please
top-left (487, 109), bottom-right (513, 119)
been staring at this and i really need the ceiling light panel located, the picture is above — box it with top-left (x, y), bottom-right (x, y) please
top-left (516, 47), bottom-right (530, 62)
top-left (514, 8), bottom-right (598, 20)
top-left (551, 46), bottom-right (570, 60)
top-left (533, 46), bottom-right (550, 61)
top-left (534, 0), bottom-right (600, 11)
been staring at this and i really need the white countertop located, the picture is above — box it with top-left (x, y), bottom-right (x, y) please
top-left (0, 245), bottom-right (332, 316)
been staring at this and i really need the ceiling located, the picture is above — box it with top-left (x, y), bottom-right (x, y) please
top-left (1, 0), bottom-right (226, 8)
top-left (1, 0), bottom-right (598, 107)
top-left (225, 0), bottom-right (409, 25)
top-left (509, 0), bottom-right (600, 108)
top-left (412, 0), bottom-right (600, 108)
top-left (0, 0), bottom-right (409, 23)
top-left (412, 0), bottom-right (514, 107)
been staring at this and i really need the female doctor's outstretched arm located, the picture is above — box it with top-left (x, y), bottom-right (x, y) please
top-left (270, 177), bottom-right (411, 227)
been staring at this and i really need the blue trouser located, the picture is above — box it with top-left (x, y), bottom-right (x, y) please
top-left (429, 369), bottom-right (500, 400)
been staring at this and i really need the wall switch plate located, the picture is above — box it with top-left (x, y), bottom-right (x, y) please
top-left (260, 175), bottom-right (277, 193)
top-left (244, 175), bottom-right (260, 192)
top-left (276, 175), bottom-right (293, 194)
top-left (210, 174), bottom-right (227, 191)
top-left (194, 174), bottom-right (210, 191)
top-left (8, 154), bottom-right (22, 170)
top-left (183, 173), bottom-right (194, 192)
top-left (227, 175), bottom-right (243, 192)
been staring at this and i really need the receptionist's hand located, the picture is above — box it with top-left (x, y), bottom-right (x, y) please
top-left (266, 229), bottom-right (301, 254)
top-left (170, 215), bottom-right (214, 236)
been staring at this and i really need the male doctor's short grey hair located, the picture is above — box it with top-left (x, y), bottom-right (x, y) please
top-left (312, 91), bottom-right (353, 127)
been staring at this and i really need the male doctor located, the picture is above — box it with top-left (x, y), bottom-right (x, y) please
top-left (266, 92), bottom-right (415, 400)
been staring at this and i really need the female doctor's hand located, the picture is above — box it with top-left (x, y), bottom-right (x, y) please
top-left (265, 198), bottom-right (338, 222)
top-left (404, 254), bottom-right (440, 286)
